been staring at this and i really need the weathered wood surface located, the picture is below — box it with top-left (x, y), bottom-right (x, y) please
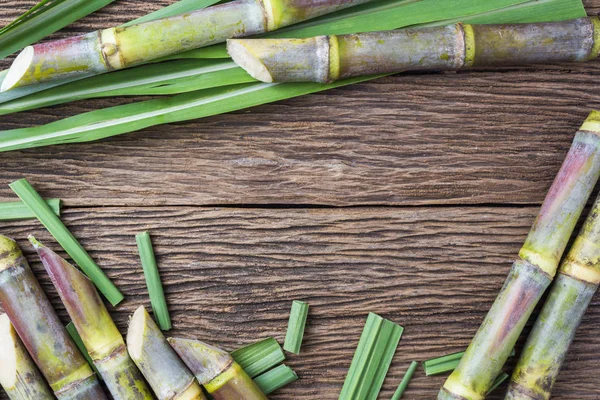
top-left (1, 1), bottom-right (600, 399)
top-left (0, 207), bottom-right (599, 400)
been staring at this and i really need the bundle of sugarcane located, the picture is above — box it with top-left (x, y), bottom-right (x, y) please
top-left (0, 235), bottom-right (107, 399)
top-left (227, 17), bottom-right (600, 82)
top-left (506, 191), bottom-right (600, 397)
top-left (127, 306), bottom-right (207, 400)
top-left (0, 0), bottom-right (375, 91)
top-left (29, 236), bottom-right (154, 399)
top-left (170, 337), bottom-right (268, 399)
top-left (438, 111), bottom-right (600, 400)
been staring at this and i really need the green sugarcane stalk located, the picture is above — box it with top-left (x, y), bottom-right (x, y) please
top-left (227, 17), bottom-right (600, 83)
top-left (127, 306), bottom-right (207, 400)
top-left (0, 235), bottom-right (106, 400)
top-left (29, 236), bottom-right (153, 400)
top-left (0, 313), bottom-right (54, 400)
top-left (169, 338), bottom-right (268, 400)
top-left (1, 0), bottom-right (373, 91)
top-left (438, 111), bottom-right (600, 400)
top-left (506, 190), bottom-right (600, 399)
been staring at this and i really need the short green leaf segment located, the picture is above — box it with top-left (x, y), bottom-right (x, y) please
top-left (339, 312), bottom-right (403, 400)
top-left (66, 322), bottom-right (101, 379)
top-left (487, 372), bottom-right (509, 395)
top-left (0, 0), bottom-right (115, 59)
top-left (391, 361), bottom-right (418, 400)
top-left (253, 364), bottom-right (298, 395)
top-left (440, 111), bottom-right (600, 400)
top-left (232, 337), bottom-right (286, 378)
top-left (136, 231), bottom-right (171, 331)
top-left (0, 198), bottom-right (60, 221)
top-left (0, 0), bottom-right (586, 152)
top-left (283, 300), bottom-right (309, 354)
top-left (9, 178), bottom-right (123, 306)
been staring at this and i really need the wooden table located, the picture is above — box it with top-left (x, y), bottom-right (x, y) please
top-left (2, 1), bottom-right (600, 399)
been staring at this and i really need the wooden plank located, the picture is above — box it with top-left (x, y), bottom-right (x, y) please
top-left (0, 4), bottom-right (600, 206)
top-left (0, 206), bottom-right (598, 399)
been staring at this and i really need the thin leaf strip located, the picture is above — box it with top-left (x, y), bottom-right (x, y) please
top-left (0, 198), bottom-right (60, 220)
top-left (65, 322), bottom-right (101, 379)
top-left (283, 301), bottom-right (309, 354)
top-left (136, 231), bottom-right (171, 331)
top-left (391, 361), bottom-right (418, 400)
top-left (9, 178), bottom-right (123, 306)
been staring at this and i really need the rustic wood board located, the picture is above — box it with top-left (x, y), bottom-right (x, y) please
top-left (1, 1), bottom-right (600, 399)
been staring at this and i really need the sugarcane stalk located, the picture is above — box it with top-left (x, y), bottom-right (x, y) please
top-left (0, 313), bottom-right (54, 400)
top-left (227, 17), bottom-right (600, 83)
top-left (1, 0), bottom-right (373, 91)
top-left (438, 111), bottom-right (600, 400)
top-left (0, 235), bottom-right (106, 400)
top-left (506, 190), bottom-right (600, 399)
top-left (127, 306), bottom-right (207, 400)
top-left (169, 338), bottom-right (268, 400)
top-left (29, 236), bottom-right (153, 400)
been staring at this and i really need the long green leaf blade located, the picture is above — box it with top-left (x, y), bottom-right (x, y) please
top-left (0, 0), bottom-right (115, 59)
top-left (124, 0), bottom-right (224, 26)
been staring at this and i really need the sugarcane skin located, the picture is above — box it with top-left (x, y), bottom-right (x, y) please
top-left (3, 0), bottom-right (373, 90)
top-left (506, 274), bottom-right (596, 400)
top-left (228, 17), bottom-right (600, 83)
top-left (507, 188), bottom-right (600, 399)
top-left (0, 236), bottom-right (104, 398)
top-left (204, 362), bottom-right (268, 400)
top-left (439, 115), bottom-right (600, 400)
top-left (0, 314), bottom-right (54, 400)
top-left (33, 238), bottom-right (153, 400)
top-left (128, 307), bottom-right (206, 400)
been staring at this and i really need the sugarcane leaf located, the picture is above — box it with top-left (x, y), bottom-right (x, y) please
top-left (123, 0), bottom-right (225, 26)
top-left (0, 0), bottom-right (587, 151)
top-left (0, 0), bottom-right (116, 59)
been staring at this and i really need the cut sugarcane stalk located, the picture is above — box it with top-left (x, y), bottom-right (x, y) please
top-left (29, 236), bottom-right (153, 400)
top-left (438, 111), bottom-right (600, 400)
top-left (0, 314), bottom-right (54, 400)
top-left (169, 338), bottom-right (268, 400)
top-left (1, 0), bottom-right (374, 91)
top-left (228, 17), bottom-right (600, 83)
top-left (127, 306), bottom-right (207, 400)
top-left (507, 189), bottom-right (600, 399)
top-left (0, 235), bottom-right (106, 400)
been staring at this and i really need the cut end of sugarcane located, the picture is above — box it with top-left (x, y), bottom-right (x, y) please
top-left (168, 337), bottom-right (233, 384)
top-left (226, 39), bottom-right (273, 83)
top-left (0, 314), bottom-right (17, 389)
top-left (127, 306), bottom-right (149, 361)
top-left (0, 235), bottom-right (22, 272)
top-left (1, 47), bottom-right (34, 92)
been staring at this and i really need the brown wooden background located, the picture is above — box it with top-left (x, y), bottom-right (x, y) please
top-left (2, 1), bottom-right (600, 399)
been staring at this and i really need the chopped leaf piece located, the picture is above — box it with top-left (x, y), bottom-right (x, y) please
top-left (283, 300), bottom-right (309, 354)
top-left (487, 372), bottom-right (510, 394)
top-left (9, 178), bottom-right (123, 305)
top-left (136, 231), bottom-right (171, 331)
top-left (254, 364), bottom-right (298, 395)
top-left (232, 337), bottom-right (286, 378)
top-left (339, 313), bottom-right (403, 400)
top-left (391, 361), bottom-right (418, 400)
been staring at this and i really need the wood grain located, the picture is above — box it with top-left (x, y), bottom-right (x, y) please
top-left (0, 206), bottom-right (598, 399)
top-left (1, 1), bottom-right (600, 399)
